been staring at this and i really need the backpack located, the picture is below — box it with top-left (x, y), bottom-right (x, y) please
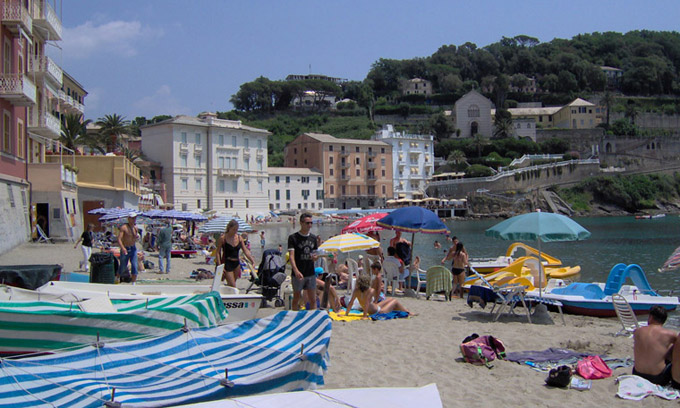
top-left (460, 334), bottom-right (506, 367)
top-left (576, 355), bottom-right (612, 379)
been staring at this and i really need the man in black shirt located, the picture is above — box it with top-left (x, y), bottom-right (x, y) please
top-left (288, 213), bottom-right (318, 310)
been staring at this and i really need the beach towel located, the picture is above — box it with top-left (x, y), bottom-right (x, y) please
top-left (328, 309), bottom-right (366, 322)
top-left (616, 375), bottom-right (680, 400)
top-left (370, 311), bottom-right (409, 320)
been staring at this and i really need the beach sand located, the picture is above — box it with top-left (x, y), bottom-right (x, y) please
top-left (0, 241), bottom-right (670, 407)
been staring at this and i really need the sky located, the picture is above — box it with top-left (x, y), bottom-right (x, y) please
top-left (52, 0), bottom-right (680, 121)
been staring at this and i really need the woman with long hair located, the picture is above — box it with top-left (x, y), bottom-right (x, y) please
top-left (215, 219), bottom-right (255, 287)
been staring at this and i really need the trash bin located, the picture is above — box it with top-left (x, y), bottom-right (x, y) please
top-left (89, 252), bottom-right (115, 284)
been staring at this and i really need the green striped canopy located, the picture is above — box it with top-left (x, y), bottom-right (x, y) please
top-left (485, 212), bottom-right (591, 242)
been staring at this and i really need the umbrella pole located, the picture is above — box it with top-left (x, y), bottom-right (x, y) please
top-left (538, 238), bottom-right (543, 297)
top-left (410, 232), bottom-right (416, 292)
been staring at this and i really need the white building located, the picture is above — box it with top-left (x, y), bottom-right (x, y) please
top-left (141, 113), bottom-right (271, 217)
top-left (267, 167), bottom-right (324, 211)
top-left (372, 125), bottom-right (434, 199)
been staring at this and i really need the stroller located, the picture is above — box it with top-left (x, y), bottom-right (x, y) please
top-left (247, 249), bottom-right (287, 307)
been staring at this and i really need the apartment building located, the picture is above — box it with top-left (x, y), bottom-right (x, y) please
top-left (373, 125), bottom-right (434, 199)
top-left (268, 167), bottom-right (324, 211)
top-left (401, 78), bottom-right (432, 96)
top-left (283, 133), bottom-right (393, 209)
top-left (491, 98), bottom-right (598, 131)
top-left (0, 0), bottom-right (88, 250)
top-left (141, 113), bottom-right (271, 217)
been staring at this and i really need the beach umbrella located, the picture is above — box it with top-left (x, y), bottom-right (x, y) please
top-left (485, 210), bottom-right (591, 296)
top-left (87, 207), bottom-right (109, 215)
top-left (98, 208), bottom-right (141, 221)
top-left (318, 233), bottom-right (380, 253)
top-left (341, 213), bottom-right (388, 234)
top-left (660, 245), bottom-right (680, 272)
top-left (198, 216), bottom-right (253, 234)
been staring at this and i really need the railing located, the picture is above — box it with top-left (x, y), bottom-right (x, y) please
top-left (29, 109), bottom-right (60, 137)
top-left (367, 151), bottom-right (377, 157)
top-left (218, 168), bottom-right (243, 177)
top-left (61, 166), bottom-right (77, 185)
top-left (2, 1), bottom-right (32, 34)
top-left (0, 73), bottom-right (36, 103)
top-left (193, 144), bottom-right (203, 153)
top-left (179, 142), bottom-right (189, 152)
top-left (29, 55), bottom-right (63, 85)
top-left (367, 162), bottom-right (377, 169)
top-left (499, 154), bottom-right (565, 172)
top-left (427, 159), bottom-right (600, 187)
top-left (32, 0), bottom-right (62, 39)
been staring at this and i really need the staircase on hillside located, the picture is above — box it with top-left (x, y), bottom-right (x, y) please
top-left (541, 190), bottom-right (574, 216)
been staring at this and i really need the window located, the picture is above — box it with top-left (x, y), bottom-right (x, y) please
top-left (258, 180), bottom-right (263, 191)
top-left (232, 180), bottom-right (238, 192)
top-left (275, 176), bottom-right (280, 183)
top-left (195, 178), bottom-right (202, 191)
top-left (285, 176), bottom-right (290, 183)
top-left (382, 169), bottom-right (386, 177)
top-left (275, 190), bottom-right (280, 200)
top-left (181, 132), bottom-right (187, 143)
top-left (355, 146), bottom-right (360, 153)
top-left (329, 156), bottom-right (333, 164)
top-left (218, 179), bottom-right (225, 192)
top-left (218, 134), bottom-right (224, 145)
top-left (294, 147), bottom-right (297, 154)
top-left (356, 186), bottom-right (361, 195)
top-left (232, 135), bottom-right (237, 147)
top-left (382, 185), bottom-right (386, 194)
top-left (16, 120), bottom-right (24, 159)
top-left (182, 203), bottom-right (188, 211)
top-left (257, 139), bottom-right (262, 149)
top-left (381, 148), bottom-right (385, 153)
top-left (286, 190), bottom-right (291, 200)
top-left (355, 157), bottom-right (360, 165)
top-left (244, 138), bottom-right (249, 148)
top-left (316, 190), bottom-right (323, 199)
top-left (246, 200), bottom-right (249, 207)
top-left (329, 145), bottom-right (333, 151)
top-left (318, 177), bottom-right (322, 184)
top-left (330, 185), bottom-right (334, 194)
top-left (181, 178), bottom-right (188, 190)
top-left (72, 199), bottom-right (76, 214)
top-left (219, 157), bottom-right (225, 168)
top-left (356, 169), bottom-right (360, 177)
top-left (6, 184), bottom-right (14, 207)
top-left (2, 111), bottom-right (10, 154)
top-left (195, 155), bottom-right (202, 167)
top-left (53, 207), bottom-right (60, 219)
top-left (381, 158), bottom-right (386, 166)
top-left (244, 158), bottom-right (249, 170)
top-left (195, 133), bottom-right (201, 144)
top-left (257, 159), bottom-right (263, 171)
top-left (294, 159), bottom-right (297, 166)
top-left (245, 179), bottom-right (250, 191)
top-left (180, 154), bottom-right (187, 167)
top-left (64, 198), bottom-right (69, 214)
top-left (329, 168), bottom-right (334, 176)
top-left (225, 199), bottom-right (229, 208)
top-left (468, 105), bottom-right (480, 118)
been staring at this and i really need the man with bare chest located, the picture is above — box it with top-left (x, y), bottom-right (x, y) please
top-left (117, 213), bottom-right (140, 283)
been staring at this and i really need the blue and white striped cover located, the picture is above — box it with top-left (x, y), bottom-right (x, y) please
top-left (0, 310), bottom-right (331, 408)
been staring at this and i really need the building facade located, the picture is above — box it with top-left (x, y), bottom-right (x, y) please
top-left (452, 90), bottom-right (493, 139)
top-left (283, 133), bottom-right (393, 209)
top-left (401, 78), bottom-right (432, 96)
top-left (373, 125), bottom-right (434, 199)
top-left (0, 0), bottom-right (87, 251)
top-left (141, 113), bottom-right (271, 217)
top-left (267, 167), bottom-right (324, 211)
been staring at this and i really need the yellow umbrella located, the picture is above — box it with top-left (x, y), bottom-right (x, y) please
top-left (318, 233), bottom-right (380, 253)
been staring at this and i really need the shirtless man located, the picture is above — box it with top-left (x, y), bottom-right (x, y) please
top-left (117, 213), bottom-right (140, 283)
top-left (633, 306), bottom-right (677, 385)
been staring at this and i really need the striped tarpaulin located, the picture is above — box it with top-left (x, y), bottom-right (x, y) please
top-left (0, 292), bottom-right (227, 354)
top-left (0, 310), bottom-right (331, 408)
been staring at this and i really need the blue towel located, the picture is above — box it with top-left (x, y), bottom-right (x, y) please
top-left (370, 311), bottom-right (409, 320)
top-left (467, 285), bottom-right (499, 308)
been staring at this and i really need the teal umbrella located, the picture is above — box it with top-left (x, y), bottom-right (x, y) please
top-left (485, 211), bottom-right (591, 295)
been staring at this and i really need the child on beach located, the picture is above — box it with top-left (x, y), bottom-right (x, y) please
top-left (345, 274), bottom-right (413, 319)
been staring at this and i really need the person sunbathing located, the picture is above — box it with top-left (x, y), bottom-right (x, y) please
top-left (345, 275), bottom-right (412, 319)
top-left (633, 305), bottom-right (677, 385)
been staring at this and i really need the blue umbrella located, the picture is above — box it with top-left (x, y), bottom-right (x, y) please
top-left (198, 216), bottom-right (253, 234)
top-left (376, 206), bottom-right (449, 234)
top-left (485, 211), bottom-right (591, 295)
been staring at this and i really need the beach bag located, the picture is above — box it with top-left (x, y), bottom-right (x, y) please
top-left (576, 355), bottom-right (612, 379)
top-left (545, 365), bottom-right (572, 388)
top-left (460, 334), bottom-right (506, 367)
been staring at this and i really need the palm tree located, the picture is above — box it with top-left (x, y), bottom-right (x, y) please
top-left (96, 114), bottom-right (131, 153)
top-left (119, 144), bottom-right (144, 162)
top-left (471, 134), bottom-right (489, 158)
top-left (59, 113), bottom-right (91, 152)
top-left (624, 103), bottom-right (638, 125)
top-left (601, 91), bottom-right (615, 129)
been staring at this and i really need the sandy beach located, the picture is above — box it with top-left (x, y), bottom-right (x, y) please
top-left (0, 240), bottom-right (671, 407)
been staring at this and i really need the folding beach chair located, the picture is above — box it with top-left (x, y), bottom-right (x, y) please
top-left (612, 293), bottom-right (642, 337)
top-left (468, 267), bottom-right (532, 323)
top-left (425, 266), bottom-right (453, 301)
top-left (35, 225), bottom-right (54, 244)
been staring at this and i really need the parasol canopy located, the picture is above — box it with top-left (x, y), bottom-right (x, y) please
top-left (318, 233), bottom-right (380, 253)
top-left (198, 216), bottom-right (253, 234)
top-left (341, 213), bottom-right (388, 234)
top-left (376, 206), bottom-right (449, 234)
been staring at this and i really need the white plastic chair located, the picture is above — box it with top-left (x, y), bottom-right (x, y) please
top-left (381, 260), bottom-right (402, 296)
top-left (612, 293), bottom-right (641, 337)
top-left (346, 259), bottom-right (360, 294)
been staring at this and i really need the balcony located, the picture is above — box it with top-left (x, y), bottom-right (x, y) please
top-left (367, 176), bottom-right (377, 183)
top-left (367, 162), bottom-right (377, 169)
top-left (31, 0), bottom-right (61, 40)
top-left (367, 151), bottom-right (377, 158)
top-left (179, 142), bottom-right (189, 153)
top-left (28, 55), bottom-right (63, 88)
top-left (28, 109), bottom-right (60, 138)
top-left (339, 162), bottom-right (350, 169)
top-left (58, 90), bottom-right (84, 114)
top-left (218, 168), bottom-right (243, 177)
top-left (339, 150), bottom-right (349, 157)
top-left (193, 144), bottom-right (203, 154)
top-left (2, 1), bottom-right (32, 36)
top-left (256, 148), bottom-right (264, 158)
top-left (339, 175), bottom-right (350, 182)
top-left (0, 73), bottom-right (36, 106)
top-left (243, 148), bottom-right (251, 158)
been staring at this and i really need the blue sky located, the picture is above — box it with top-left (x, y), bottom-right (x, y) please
top-left (54, 0), bottom-right (680, 121)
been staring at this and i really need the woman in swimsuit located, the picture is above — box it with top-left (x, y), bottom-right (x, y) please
top-left (450, 242), bottom-right (468, 298)
top-left (215, 220), bottom-right (255, 287)
top-left (345, 275), bottom-right (412, 319)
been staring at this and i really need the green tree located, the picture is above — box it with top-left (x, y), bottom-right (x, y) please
top-left (471, 134), bottom-right (489, 158)
top-left (601, 91), bottom-right (615, 128)
top-left (429, 112), bottom-right (455, 141)
top-left (493, 108), bottom-right (514, 139)
top-left (59, 113), bottom-right (91, 152)
top-left (96, 114), bottom-right (131, 153)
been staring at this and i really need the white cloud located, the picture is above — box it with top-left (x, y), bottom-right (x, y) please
top-left (62, 20), bottom-right (163, 59)
top-left (132, 85), bottom-right (191, 117)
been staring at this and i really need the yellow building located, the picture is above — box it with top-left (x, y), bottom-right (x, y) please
top-left (493, 98), bottom-right (599, 130)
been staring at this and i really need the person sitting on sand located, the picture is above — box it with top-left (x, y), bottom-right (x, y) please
top-left (336, 264), bottom-right (349, 289)
top-left (345, 275), bottom-right (413, 319)
top-left (633, 305), bottom-right (677, 385)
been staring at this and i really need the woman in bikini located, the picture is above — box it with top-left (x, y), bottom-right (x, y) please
top-left (215, 220), bottom-right (255, 287)
top-left (450, 242), bottom-right (468, 298)
top-left (345, 275), bottom-right (413, 319)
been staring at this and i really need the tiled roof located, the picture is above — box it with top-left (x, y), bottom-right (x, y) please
top-left (302, 133), bottom-right (390, 146)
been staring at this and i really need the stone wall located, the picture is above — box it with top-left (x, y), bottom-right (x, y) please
top-left (427, 160), bottom-right (601, 198)
top-left (610, 112), bottom-right (680, 130)
top-left (535, 128), bottom-right (605, 156)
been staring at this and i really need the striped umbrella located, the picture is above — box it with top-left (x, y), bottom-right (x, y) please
top-left (341, 213), bottom-right (388, 234)
top-left (199, 216), bottom-right (253, 234)
top-left (661, 245), bottom-right (680, 272)
top-left (318, 233), bottom-right (379, 253)
top-left (98, 208), bottom-right (141, 221)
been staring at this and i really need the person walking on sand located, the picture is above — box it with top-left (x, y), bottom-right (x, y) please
top-left (288, 213), bottom-right (318, 311)
top-left (216, 219), bottom-right (255, 287)
top-left (442, 242), bottom-right (468, 298)
top-left (117, 214), bottom-right (140, 283)
top-left (260, 230), bottom-right (266, 249)
top-left (74, 224), bottom-right (94, 272)
top-left (156, 221), bottom-right (173, 274)
top-left (634, 305), bottom-right (677, 385)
